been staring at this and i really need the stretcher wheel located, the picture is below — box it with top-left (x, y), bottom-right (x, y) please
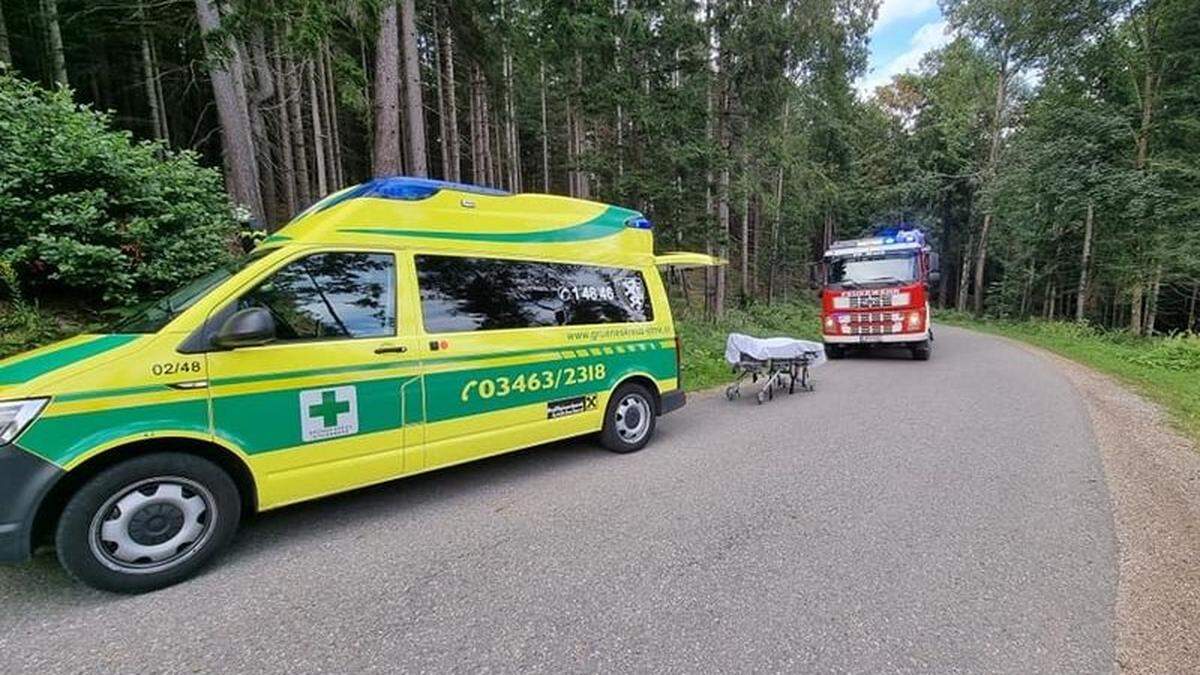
top-left (725, 385), bottom-right (740, 400)
top-left (756, 390), bottom-right (768, 404)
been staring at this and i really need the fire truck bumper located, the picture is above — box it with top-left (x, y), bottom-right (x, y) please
top-left (823, 330), bottom-right (930, 345)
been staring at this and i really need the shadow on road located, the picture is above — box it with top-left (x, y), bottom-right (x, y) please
top-left (836, 345), bottom-right (919, 360)
top-left (3, 426), bottom-right (674, 600)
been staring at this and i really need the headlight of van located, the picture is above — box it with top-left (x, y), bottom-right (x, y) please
top-left (0, 398), bottom-right (49, 445)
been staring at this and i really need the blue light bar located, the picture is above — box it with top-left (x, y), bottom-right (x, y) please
top-left (626, 216), bottom-right (652, 230)
top-left (314, 176), bottom-right (510, 214)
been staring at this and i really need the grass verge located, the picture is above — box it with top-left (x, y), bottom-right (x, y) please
top-left (938, 310), bottom-right (1200, 446)
top-left (673, 301), bottom-right (821, 392)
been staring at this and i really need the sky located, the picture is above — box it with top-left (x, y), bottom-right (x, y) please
top-left (856, 0), bottom-right (953, 96)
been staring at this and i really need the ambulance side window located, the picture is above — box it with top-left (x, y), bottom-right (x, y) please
top-left (416, 255), bottom-right (652, 333)
top-left (237, 252), bottom-right (396, 341)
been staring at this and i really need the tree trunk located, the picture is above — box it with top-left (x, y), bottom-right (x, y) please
top-left (194, 0), bottom-right (265, 227)
top-left (972, 49), bottom-right (1009, 314)
top-left (373, 2), bottom-right (401, 177)
top-left (573, 51), bottom-right (589, 199)
top-left (273, 31), bottom-right (298, 217)
top-left (0, 0), bottom-right (11, 66)
top-left (540, 61), bottom-right (550, 192)
top-left (247, 30), bottom-right (278, 226)
top-left (285, 51), bottom-right (311, 207)
top-left (1187, 282), bottom-right (1198, 333)
top-left (439, 21), bottom-right (460, 182)
top-left (307, 59), bottom-right (328, 197)
top-left (322, 44), bottom-right (343, 189)
top-left (739, 160), bottom-right (750, 301)
top-left (150, 38), bottom-right (169, 143)
top-left (714, 79), bottom-right (730, 318)
top-left (399, 0), bottom-right (427, 177)
top-left (433, 9), bottom-right (450, 180)
top-left (613, 0), bottom-right (624, 180)
top-left (767, 102), bottom-right (788, 304)
top-left (139, 6), bottom-right (165, 141)
top-left (1075, 201), bottom-right (1094, 321)
top-left (504, 49), bottom-right (520, 191)
top-left (1020, 262), bottom-right (1034, 317)
top-left (566, 93), bottom-right (577, 196)
top-left (43, 0), bottom-right (68, 87)
top-left (1145, 263), bottom-right (1163, 336)
top-left (470, 65), bottom-right (484, 184)
top-left (1129, 282), bottom-right (1143, 335)
top-left (956, 230), bottom-right (974, 312)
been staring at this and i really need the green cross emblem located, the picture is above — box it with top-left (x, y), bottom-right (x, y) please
top-left (308, 390), bottom-right (350, 428)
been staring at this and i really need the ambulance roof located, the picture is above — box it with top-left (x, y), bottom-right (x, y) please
top-left (260, 177), bottom-right (654, 264)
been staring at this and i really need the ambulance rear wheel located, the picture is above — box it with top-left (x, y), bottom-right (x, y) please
top-left (601, 383), bottom-right (657, 453)
top-left (55, 453), bottom-right (240, 593)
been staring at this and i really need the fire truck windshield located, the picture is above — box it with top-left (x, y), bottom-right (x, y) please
top-left (827, 254), bottom-right (917, 287)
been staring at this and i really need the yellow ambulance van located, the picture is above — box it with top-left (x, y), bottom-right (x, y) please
top-left (0, 178), bottom-right (718, 592)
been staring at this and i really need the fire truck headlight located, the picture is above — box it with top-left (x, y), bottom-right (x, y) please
top-left (832, 296), bottom-right (850, 310)
top-left (823, 315), bottom-right (835, 331)
top-left (907, 310), bottom-right (923, 330)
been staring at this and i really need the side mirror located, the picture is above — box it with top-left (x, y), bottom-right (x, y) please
top-left (213, 307), bottom-right (276, 349)
top-left (928, 271), bottom-right (942, 285)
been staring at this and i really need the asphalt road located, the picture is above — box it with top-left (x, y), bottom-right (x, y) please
top-left (0, 326), bottom-right (1117, 673)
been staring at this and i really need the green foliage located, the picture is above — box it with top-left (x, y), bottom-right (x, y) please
top-left (674, 300), bottom-right (821, 391)
top-left (0, 71), bottom-right (240, 307)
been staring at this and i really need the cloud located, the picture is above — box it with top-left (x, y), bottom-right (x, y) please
top-left (873, 0), bottom-right (939, 33)
top-left (857, 20), bottom-right (953, 95)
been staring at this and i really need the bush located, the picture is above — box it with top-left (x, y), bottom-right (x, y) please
top-left (1128, 334), bottom-right (1200, 372)
top-left (0, 72), bottom-right (241, 307)
top-left (674, 300), bottom-right (821, 390)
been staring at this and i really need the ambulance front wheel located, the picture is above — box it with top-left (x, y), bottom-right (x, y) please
top-left (55, 453), bottom-right (241, 593)
top-left (600, 382), bottom-right (657, 454)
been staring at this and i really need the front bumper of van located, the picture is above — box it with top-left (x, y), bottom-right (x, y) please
top-left (659, 389), bottom-right (685, 415)
top-left (0, 445), bottom-right (62, 564)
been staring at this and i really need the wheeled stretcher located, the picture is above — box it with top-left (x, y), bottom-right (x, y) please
top-left (723, 333), bottom-right (826, 404)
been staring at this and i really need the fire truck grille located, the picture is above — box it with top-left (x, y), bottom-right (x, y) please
top-left (844, 312), bottom-right (903, 335)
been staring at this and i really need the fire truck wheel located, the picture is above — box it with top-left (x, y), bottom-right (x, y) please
top-left (826, 345), bottom-right (845, 360)
top-left (912, 341), bottom-right (932, 361)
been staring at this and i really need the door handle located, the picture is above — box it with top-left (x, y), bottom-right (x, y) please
top-left (374, 345), bottom-right (408, 354)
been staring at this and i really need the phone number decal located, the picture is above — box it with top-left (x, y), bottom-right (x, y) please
top-left (460, 363), bottom-right (607, 402)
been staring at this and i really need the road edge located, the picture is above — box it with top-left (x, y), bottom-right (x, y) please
top-left (987, 332), bottom-right (1200, 674)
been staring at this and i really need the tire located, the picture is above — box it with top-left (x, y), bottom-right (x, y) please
top-left (55, 453), bottom-right (241, 593)
top-left (600, 382), bottom-right (657, 453)
top-left (912, 340), bottom-right (932, 361)
top-left (826, 344), bottom-right (845, 360)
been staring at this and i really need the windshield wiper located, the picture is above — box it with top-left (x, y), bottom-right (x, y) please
top-left (862, 276), bottom-right (906, 284)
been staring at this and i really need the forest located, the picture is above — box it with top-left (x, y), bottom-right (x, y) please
top-left (0, 0), bottom-right (1197, 335)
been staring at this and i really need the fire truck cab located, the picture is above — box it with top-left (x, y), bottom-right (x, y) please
top-left (819, 228), bottom-right (939, 361)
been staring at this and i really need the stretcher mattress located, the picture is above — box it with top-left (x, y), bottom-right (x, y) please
top-left (725, 333), bottom-right (827, 367)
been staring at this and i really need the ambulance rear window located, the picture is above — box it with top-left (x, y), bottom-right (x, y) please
top-left (416, 255), bottom-right (652, 333)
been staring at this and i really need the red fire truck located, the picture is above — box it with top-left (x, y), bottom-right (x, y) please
top-left (819, 228), bottom-right (940, 361)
